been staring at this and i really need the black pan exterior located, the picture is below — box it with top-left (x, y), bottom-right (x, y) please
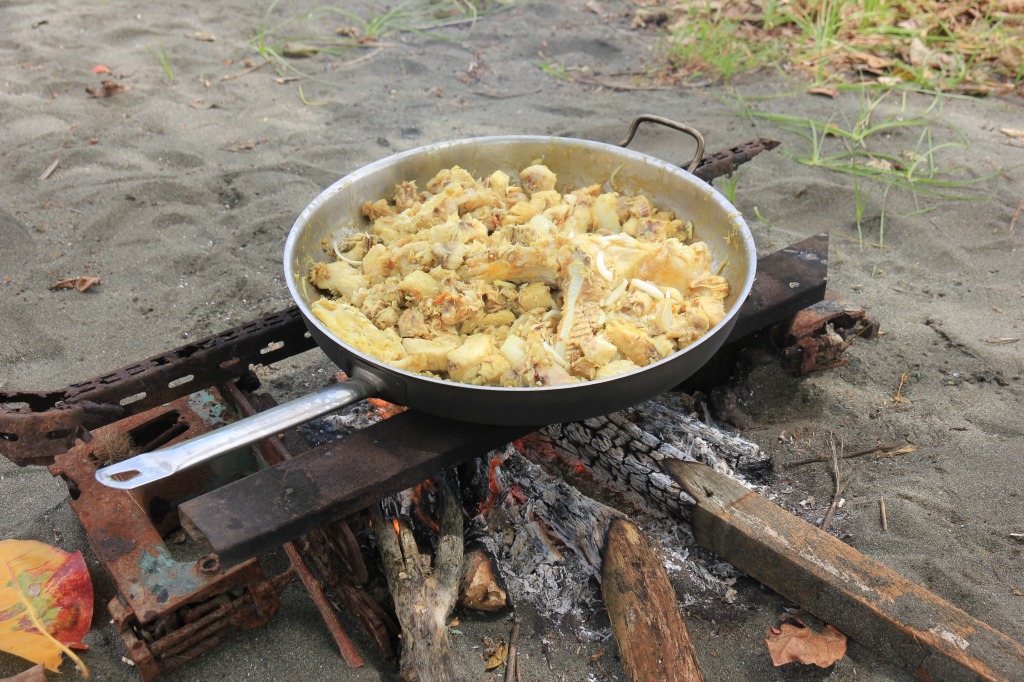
top-left (284, 136), bottom-right (756, 426)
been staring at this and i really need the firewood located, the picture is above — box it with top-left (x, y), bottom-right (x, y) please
top-left (602, 519), bottom-right (704, 682)
top-left (371, 479), bottom-right (465, 682)
top-left (663, 460), bottom-right (1024, 681)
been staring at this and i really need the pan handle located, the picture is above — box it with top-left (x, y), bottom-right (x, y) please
top-left (94, 376), bottom-right (381, 490)
top-left (617, 115), bottom-right (705, 174)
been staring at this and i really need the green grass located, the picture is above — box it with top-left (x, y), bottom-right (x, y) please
top-left (734, 88), bottom-right (998, 246)
top-left (649, 0), bottom-right (1023, 93)
top-left (148, 44), bottom-right (173, 81)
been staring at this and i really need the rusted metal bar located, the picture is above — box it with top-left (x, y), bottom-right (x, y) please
top-left (692, 137), bottom-right (780, 183)
top-left (1, 307), bottom-right (316, 464)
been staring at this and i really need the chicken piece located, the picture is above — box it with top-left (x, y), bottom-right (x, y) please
top-left (362, 243), bottom-right (396, 280)
top-left (399, 270), bottom-right (440, 300)
top-left (520, 164), bottom-right (558, 194)
top-left (362, 198), bottom-right (393, 220)
top-left (309, 261), bottom-right (368, 301)
top-left (529, 190), bottom-right (562, 212)
top-left (594, 358), bottom-right (641, 380)
top-left (312, 299), bottom-right (406, 362)
top-left (462, 245), bottom-right (559, 287)
top-left (508, 213), bottom-right (558, 246)
top-left (516, 282), bottom-right (554, 312)
top-left (592, 192), bottom-right (621, 233)
top-left (604, 320), bottom-right (661, 367)
top-left (447, 334), bottom-right (501, 384)
top-left (431, 240), bottom-right (467, 270)
top-left (535, 361), bottom-right (580, 386)
top-left (553, 252), bottom-right (611, 378)
top-left (580, 334), bottom-right (618, 368)
top-left (393, 181), bottom-right (421, 211)
top-left (426, 165), bottom-right (476, 193)
top-left (633, 240), bottom-right (713, 293)
top-left (395, 335), bottom-right (461, 374)
top-left (397, 308), bottom-right (430, 338)
top-left (487, 170), bottom-right (509, 200)
top-left (503, 201), bottom-right (540, 226)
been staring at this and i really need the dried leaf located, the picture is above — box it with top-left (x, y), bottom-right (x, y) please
top-left (90, 65), bottom-right (110, 74)
top-left (807, 86), bottom-right (839, 99)
top-left (1001, 129), bottom-right (1024, 141)
top-left (484, 640), bottom-right (509, 670)
top-left (192, 31), bottom-right (217, 42)
top-left (85, 80), bottom-right (130, 98)
top-left (281, 42), bottom-right (319, 58)
top-left (0, 539), bottom-right (94, 675)
top-left (49, 276), bottom-right (101, 292)
top-left (765, 621), bottom-right (847, 668)
top-left (1, 662), bottom-right (47, 682)
top-left (909, 38), bottom-right (930, 68)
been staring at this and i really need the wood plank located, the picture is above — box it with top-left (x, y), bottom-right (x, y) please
top-left (602, 519), bottom-right (704, 682)
top-left (662, 460), bottom-right (1024, 682)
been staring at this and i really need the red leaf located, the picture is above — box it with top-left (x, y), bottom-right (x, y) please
top-left (91, 65), bottom-right (111, 74)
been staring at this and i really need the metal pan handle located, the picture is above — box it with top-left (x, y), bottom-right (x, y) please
top-left (94, 375), bottom-right (381, 490)
top-left (617, 114), bottom-right (706, 174)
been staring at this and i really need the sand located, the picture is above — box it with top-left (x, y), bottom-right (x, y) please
top-left (2, 1), bottom-right (1023, 680)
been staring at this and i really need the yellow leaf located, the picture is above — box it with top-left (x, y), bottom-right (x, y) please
top-left (0, 539), bottom-right (93, 676)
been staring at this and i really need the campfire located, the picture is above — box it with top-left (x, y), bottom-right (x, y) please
top-left (14, 137), bottom-right (1015, 682)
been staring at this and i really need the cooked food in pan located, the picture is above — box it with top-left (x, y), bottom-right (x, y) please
top-left (309, 164), bottom-right (729, 387)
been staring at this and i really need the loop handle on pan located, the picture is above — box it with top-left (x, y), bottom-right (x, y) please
top-left (617, 115), bottom-right (706, 174)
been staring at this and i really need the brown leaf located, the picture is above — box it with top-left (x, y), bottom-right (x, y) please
top-left (807, 86), bottom-right (839, 99)
top-left (484, 640), bottom-right (508, 670)
top-left (1001, 129), bottom-right (1024, 141)
top-left (765, 622), bottom-right (847, 668)
top-left (85, 80), bottom-right (130, 98)
top-left (49, 276), bottom-right (101, 292)
top-left (0, 662), bottom-right (47, 682)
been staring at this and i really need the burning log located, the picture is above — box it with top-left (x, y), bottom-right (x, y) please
top-left (371, 479), bottom-right (464, 682)
top-left (603, 519), bottom-right (704, 682)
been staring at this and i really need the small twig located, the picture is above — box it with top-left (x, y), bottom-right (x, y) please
top-left (504, 621), bottom-right (521, 682)
top-left (786, 442), bottom-right (908, 467)
top-left (880, 496), bottom-right (888, 531)
top-left (39, 157), bottom-right (61, 181)
top-left (1009, 199), bottom-right (1022, 236)
top-left (893, 371), bottom-right (909, 404)
top-left (39, 123), bottom-right (77, 180)
top-left (820, 435), bottom-right (848, 532)
top-left (221, 61), bottom-right (267, 81)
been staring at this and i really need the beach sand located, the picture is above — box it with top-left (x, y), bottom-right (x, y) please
top-left (2, 1), bottom-right (1022, 680)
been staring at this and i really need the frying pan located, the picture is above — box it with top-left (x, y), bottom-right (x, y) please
top-left (96, 116), bottom-right (756, 490)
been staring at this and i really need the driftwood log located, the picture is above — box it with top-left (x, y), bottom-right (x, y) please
top-left (664, 460), bottom-right (1024, 682)
top-left (603, 519), bottom-right (704, 682)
